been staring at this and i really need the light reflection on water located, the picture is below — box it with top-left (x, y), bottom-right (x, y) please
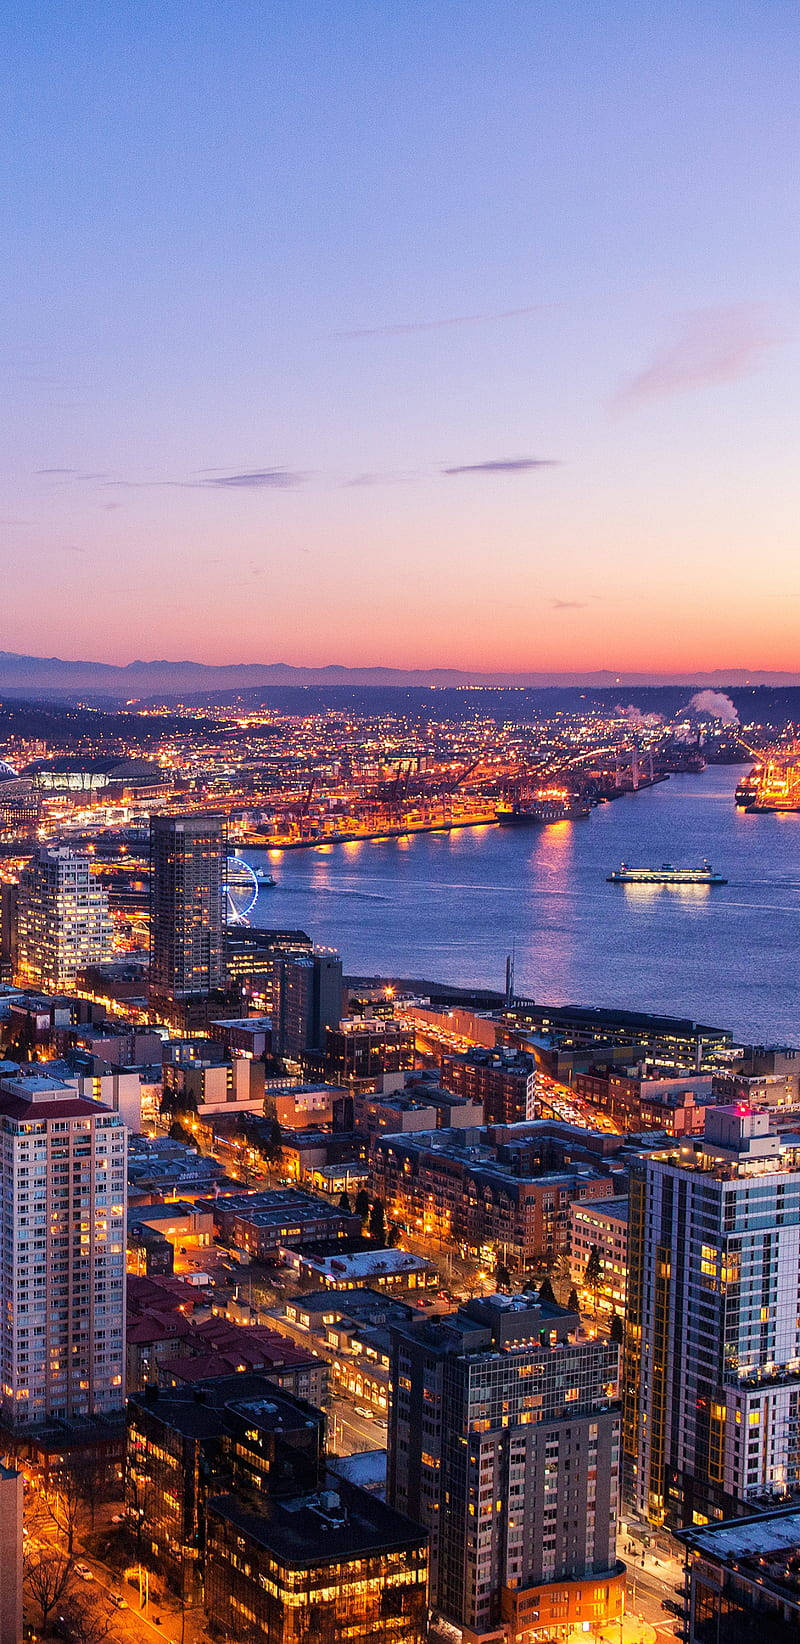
top-left (247, 765), bottom-right (800, 1043)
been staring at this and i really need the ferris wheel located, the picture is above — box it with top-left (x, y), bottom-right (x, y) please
top-left (225, 854), bottom-right (259, 925)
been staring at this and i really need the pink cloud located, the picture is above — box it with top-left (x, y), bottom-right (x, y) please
top-left (613, 304), bottom-right (784, 408)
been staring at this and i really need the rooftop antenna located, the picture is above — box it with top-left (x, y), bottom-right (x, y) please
top-left (504, 946), bottom-right (516, 1010)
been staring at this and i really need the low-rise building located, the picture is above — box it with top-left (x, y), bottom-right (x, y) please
top-left (161, 1056), bottom-right (266, 1120)
top-left (677, 1506), bottom-right (800, 1642)
top-left (371, 1126), bottom-right (614, 1269)
top-left (440, 1046), bottom-right (537, 1123)
top-left (209, 1187), bottom-right (362, 1260)
top-left (280, 1245), bottom-right (434, 1294)
top-left (321, 1019), bottom-right (415, 1083)
top-left (573, 1066), bottom-right (716, 1134)
top-left (205, 1475), bottom-right (428, 1644)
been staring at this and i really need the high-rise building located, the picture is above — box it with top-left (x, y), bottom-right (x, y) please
top-left (0, 1076), bottom-right (127, 1428)
top-left (623, 1105), bottom-right (800, 1528)
top-left (0, 1464), bottom-right (23, 1644)
top-left (15, 846), bottom-right (113, 992)
top-left (149, 813), bottom-right (226, 1010)
top-left (388, 1293), bottom-right (623, 1642)
top-left (271, 949), bottom-right (343, 1059)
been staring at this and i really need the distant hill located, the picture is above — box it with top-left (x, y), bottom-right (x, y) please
top-left (0, 650), bottom-right (798, 702)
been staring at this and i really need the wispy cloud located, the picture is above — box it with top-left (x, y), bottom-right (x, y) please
top-left (551, 598), bottom-right (587, 610)
top-left (613, 304), bottom-right (783, 409)
top-left (339, 304), bottom-right (549, 339)
top-left (442, 457), bottom-right (558, 476)
top-left (196, 469), bottom-right (305, 490)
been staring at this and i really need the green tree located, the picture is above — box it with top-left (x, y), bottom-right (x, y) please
top-left (538, 1275), bottom-right (556, 1305)
top-left (338, 1192), bottom-right (352, 1213)
top-left (609, 1310), bottom-right (624, 1346)
top-left (354, 1188), bottom-right (370, 1223)
top-left (567, 1286), bottom-right (581, 1314)
top-left (584, 1245), bottom-right (604, 1316)
top-left (368, 1198), bottom-right (386, 1244)
top-left (495, 1262), bottom-right (511, 1291)
top-left (387, 1220), bottom-right (401, 1247)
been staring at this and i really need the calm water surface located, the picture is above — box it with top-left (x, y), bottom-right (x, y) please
top-left (245, 765), bottom-right (800, 1044)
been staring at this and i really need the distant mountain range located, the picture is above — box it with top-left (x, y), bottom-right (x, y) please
top-left (0, 650), bottom-right (798, 701)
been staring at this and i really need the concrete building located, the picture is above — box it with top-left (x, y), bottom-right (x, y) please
top-left (16, 846), bottom-right (113, 992)
top-left (440, 1047), bottom-right (537, 1124)
top-left (322, 1018), bottom-right (414, 1082)
top-left (161, 1055), bottom-right (265, 1120)
top-left (0, 1464), bottom-right (23, 1644)
top-left (0, 1077), bottom-right (126, 1428)
top-left (569, 1196), bottom-right (629, 1311)
top-left (624, 1106), bottom-right (800, 1527)
top-left (149, 812), bottom-right (226, 1010)
top-left (677, 1505), bottom-right (800, 1642)
top-left (271, 949), bottom-right (343, 1059)
top-left (208, 1187), bottom-right (362, 1260)
top-left (354, 1083), bottom-right (482, 1142)
top-left (573, 1066), bottom-right (716, 1135)
top-left (388, 1293), bottom-right (623, 1642)
top-left (205, 1474), bottom-right (428, 1644)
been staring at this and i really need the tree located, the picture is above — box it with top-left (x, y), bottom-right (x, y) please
top-left (58, 1591), bottom-right (117, 1644)
top-left (495, 1262), bottom-right (511, 1291)
top-left (73, 1453), bottom-right (120, 1533)
top-left (369, 1198), bottom-right (386, 1245)
top-left (567, 1286), bottom-right (580, 1313)
top-left (338, 1192), bottom-right (352, 1213)
top-left (386, 1220), bottom-right (401, 1248)
top-left (584, 1245), bottom-right (604, 1316)
top-left (40, 1460), bottom-right (85, 1556)
top-left (354, 1188), bottom-right (370, 1223)
top-left (609, 1311), bottom-right (624, 1346)
top-left (25, 1548), bottom-right (75, 1634)
top-left (265, 1117), bottom-right (283, 1164)
top-left (538, 1276), bottom-right (556, 1305)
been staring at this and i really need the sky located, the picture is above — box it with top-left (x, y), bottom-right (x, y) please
top-left (2, 1), bottom-right (800, 674)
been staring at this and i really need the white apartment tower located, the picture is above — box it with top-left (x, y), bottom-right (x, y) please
top-left (0, 1077), bottom-right (127, 1428)
top-left (16, 846), bottom-right (113, 992)
top-left (624, 1106), bottom-right (800, 1527)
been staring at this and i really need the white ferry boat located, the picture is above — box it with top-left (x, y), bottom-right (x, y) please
top-left (607, 861), bottom-right (727, 885)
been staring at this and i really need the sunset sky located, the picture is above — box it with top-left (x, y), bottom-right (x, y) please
top-left (3, 2), bottom-right (800, 673)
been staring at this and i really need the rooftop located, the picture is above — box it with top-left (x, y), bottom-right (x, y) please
top-left (208, 1470), bottom-right (426, 1566)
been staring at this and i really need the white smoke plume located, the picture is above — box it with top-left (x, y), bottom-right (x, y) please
top-left (615, 705), bottom-right (664, 726)
top-left (687, 690), bottom-right (739, 725)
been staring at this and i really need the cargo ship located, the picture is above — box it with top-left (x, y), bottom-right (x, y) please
top-left (497, 790), bottom-right (591, 826)
top-left (607, 861), bottom-right (727, 885)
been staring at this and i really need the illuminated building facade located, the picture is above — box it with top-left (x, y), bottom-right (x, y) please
top-left (205, 1478), bottom-right (428, 1644)
top-left (149, 812), bottom-right (226, 1008)
top-left (16, 845), bottom-right (113, 992)
top-left (624, 1106), bottom-right (800, 1528)
top-left (569, 1196), bottom-right (629, 1311)
top-left (0, 1078), bottom-right (126, 1428)
top-left (387, 1293), bottom-right (622, 1641)
top-left (440, 1048), bottom-right (537, 1124)
top-left (321, 1018), bottom-right (414, 1082)
top-left (371, 1127), bottom-right (613, 1268)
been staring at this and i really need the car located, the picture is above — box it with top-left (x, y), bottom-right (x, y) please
top-left (354, 1405), bottom-right (374, 1419)
top-left (75, 1564), bottom-right (94, 1582)
top-left (114, 1598), bottom-right (128, 1610)
top-left (661, 1599), bottom-right (683, 1616)
top-left (111, 1513), bottom-right (124, 1523)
